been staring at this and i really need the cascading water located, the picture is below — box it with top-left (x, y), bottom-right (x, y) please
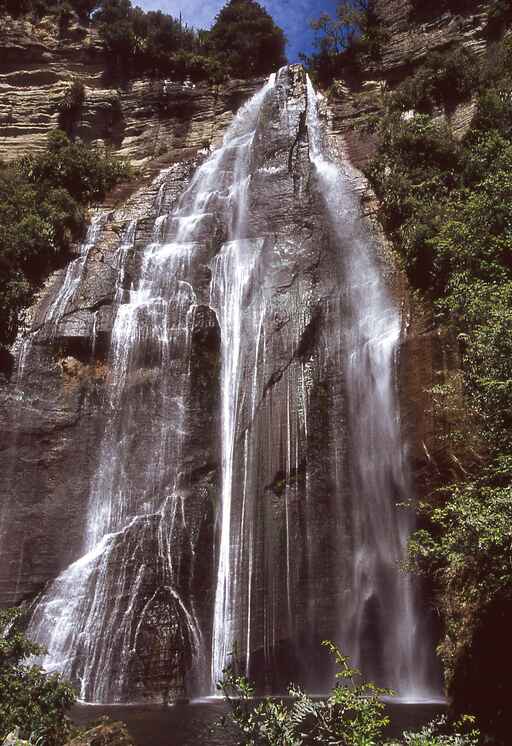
top-left (22, 66), bottom-right (441, 704)
top-left (305, 76), bottom-right (434, 697)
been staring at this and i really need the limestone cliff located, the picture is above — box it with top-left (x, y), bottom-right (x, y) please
top-left (0, 12), bottom-right (260, 173)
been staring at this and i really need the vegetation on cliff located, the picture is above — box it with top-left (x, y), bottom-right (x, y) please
top-left (0, 608), bottom-right (76, 744)
top-left (364, 32), bottom-right (512, 745)
top-left (303, 0), bottom-right (387, 86)
top-left (0, 0), bottom-right (286, 83)
top-left (0, 130), bottom-right (129, 360)
top-left (207, 0), bottom-right (286, 78)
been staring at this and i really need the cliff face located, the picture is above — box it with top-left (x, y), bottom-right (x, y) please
top-left (0, 12), bottom-right (260, 172)
top-left (0, 62), bottom-right (440, 702)
top-left (330, 0), bottom-right (491, 171)
top-left (323, 0), bottom-right (500, 490)
top-left (0, 1), bottom-right (485, 704)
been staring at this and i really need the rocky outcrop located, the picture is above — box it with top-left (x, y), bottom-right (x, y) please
top-left (0, 63), bottom-right (439, 702)
top-left (0, 12), bottom-right (260, 174)
top-left (328, 0), bottom-right (492, 171)
top-left (66, 720), bottom-right (135, 746)
top-left (374, 0), bottom-right (489, 77)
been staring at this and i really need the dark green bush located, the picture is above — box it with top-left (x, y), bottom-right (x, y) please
top-left (58, 80), bottom-right (85, 135)
top-left (304, 0), bottom-right (388, 86)
top-left (0, 130), bottom-right (130, 354)
top-left (0, 608), bottom-right (76, 744)
top-left (392, 48), bottom-right (478, 114)
top-left (1, 0), bottom-right (287, 82)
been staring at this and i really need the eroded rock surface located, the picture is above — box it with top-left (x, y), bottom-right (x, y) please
top-left (0, 0), bottom-right (464, 694)
top-left (66, 720), bottom-right (135, 746)
top-left (0, 11), bottom-right (260, 174)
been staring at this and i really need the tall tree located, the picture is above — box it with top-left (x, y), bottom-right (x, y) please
top-left (208, 0), bottom-right (287, 78)
top-left (304, 0), bottom-right (385, 86)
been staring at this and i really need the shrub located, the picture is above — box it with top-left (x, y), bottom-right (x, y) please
top-left (304, 0), bottom-right (388, 86)
top-left (392, 48), bottom-right (478, 114)
top-left (218, 642), bottom-right (480, 745)
top-left (58, 81), bottom-right (86, 136)
top-left (390, 716), bottom-right (479, 745)
top-left (0, 130), bottom-right (130, 354)
top-left (218, 641), bottom-right (392, 745)
top-left (0, 608), bottom-right (76, 744)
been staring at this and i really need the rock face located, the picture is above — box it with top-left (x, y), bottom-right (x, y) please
top-left (0, 65), bottom-right (441, 703)
top-left (329, 0), bottom-right (492, 171)
top-left (66, 720), bottom-right (135, 746)
top-left (0, 12), bottom-right (260, 172)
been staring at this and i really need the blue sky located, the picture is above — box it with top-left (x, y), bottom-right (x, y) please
top-left (134, 0), bottom-right (339, 62)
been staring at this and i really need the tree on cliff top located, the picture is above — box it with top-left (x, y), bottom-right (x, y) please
top-left (208, 0), bottom-right (287, 78)
top-left (303, 0), bottom-right (387, 86)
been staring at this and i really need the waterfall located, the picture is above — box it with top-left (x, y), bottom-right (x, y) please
top-left (44, 214), bottom-right (107, 333)
top-left (22, 66), bottom-right (440, 703)
top-left (306, 76), bottom-right (433, 698)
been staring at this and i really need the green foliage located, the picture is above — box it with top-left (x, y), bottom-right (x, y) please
top-left (58, 81), bottom-right (85, 136)
top-left (93, 0), bottom-right (286, 82)
top-left (389, 716), bottom-right (479, 746)
top-left (366, 33), bottom-right (512, 745)
top-left (0, 130), bottom-right (130, 355)
top-left (0, 0), bottom-right (287, 81)
top-left (392, 48), bottom-right (478, 114)
top-left (303, 0), bottom-right (388, 86)
top-left (218, 643), bottom-right (480, 745)
top-left (208, 0), bottom-right (286, 78)
top-left (0, 608), bottom-right (76, 745)
top-left (218, 640), bottom-right (392, 745)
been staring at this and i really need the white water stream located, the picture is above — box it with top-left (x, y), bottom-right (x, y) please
top-left (26, 69), bottom-right (438, 703)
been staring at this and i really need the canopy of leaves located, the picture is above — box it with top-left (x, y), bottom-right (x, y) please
top-left (0, 130), bottom-right (130, 361)
top-left (208, 0), bottom-right (286, 78)
top-left (0, 0), bottom-right (285, 82)
top-left (303, 0), bottom-right (387, 87)
top-left (0, 608), bottom-right (76, 744)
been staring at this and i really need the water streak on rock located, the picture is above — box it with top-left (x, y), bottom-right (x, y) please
top-left (22, 67), bottom-right (440, 703)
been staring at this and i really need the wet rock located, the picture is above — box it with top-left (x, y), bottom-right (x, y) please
top-left (66, 721), bottom-right (135, 746)
top-left (1, 61), bottom-right (440, 701)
